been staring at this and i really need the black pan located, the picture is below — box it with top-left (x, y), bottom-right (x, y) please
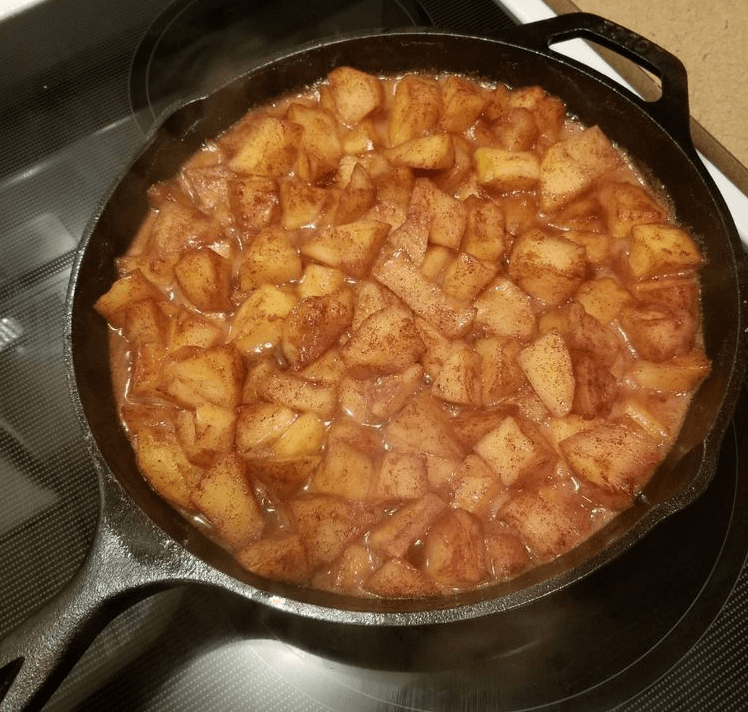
top-left (1, 13), bottom-right (746, 711)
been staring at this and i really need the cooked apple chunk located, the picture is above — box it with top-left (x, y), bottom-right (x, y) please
top-left (374, 450), bottom-right (429, 501)
top-left (328, 66), bottom-right (384, 125)
top-left (388, 74), bottom-right (442, 146)
top-left (451, 454), bottom-right (503, 517)
top-left (235, 402), bottom-right (297, 454)
top-left (244, 455), bottom-right (319, 499)
top-left (334, 162), bottom-right (377, 225)
top-left (365, 558), bottom-right (440, 598)
top-left (597, 180), bottom-right (667, 237)
top-left (440, 75), bottom-right (486, 133)
top-left (95, 270), bottom-right (163, 328)
top-left (386, 134), bottom-right (455, 171)
top-left (441, 252), bottom-right (497, 301)
top-left (224, 114), bottom-right (300, 176)
top-left (228, 176), bottom-right (279, 234)
top-left (431, 346), bottom-right (481, 406)
top-left (311, 437), bottom-right (376, 500)
top-left (174, 247), bottom-right (232, 313)
top-left (410, 178), bottom-right (467, 250)
top-left (620, 301), bottom-right (697, 362)
top-left (176, 402), bottom-right (236, 466)
top-left (287, 102), bottom-right (343, 182)
top-left (462, 196), bottom-right (506, 262)
top-left (278, 178), bottom-right (328, 230)
top-left (231, 285), bottom-right (297, 354)
top-left (237, 531), bottom-right (310, 584)
top-left (259, 370), bottom-right (338, 420)
top-left (475, 147), bottom-right (540, 192)
top-left (517, 329), bottom-right (575, 418)
top-left (628, 223), bottom-right (703, 279)
top-left (628, 350), bottom-right (710, 393)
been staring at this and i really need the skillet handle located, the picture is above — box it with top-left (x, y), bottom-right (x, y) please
top-left (505, 12), bottom-right (693, 149)
top-left (0, 477), bottom-right (198, 711)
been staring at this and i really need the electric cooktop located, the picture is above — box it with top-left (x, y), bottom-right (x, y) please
top-left (1, 0), bottom-right (746, 709)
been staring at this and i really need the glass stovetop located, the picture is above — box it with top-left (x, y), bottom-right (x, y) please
top-left (1, 1), bottom-right (746, 710)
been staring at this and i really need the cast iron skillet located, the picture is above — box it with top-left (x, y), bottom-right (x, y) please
top-left (1, 13), bottom-right (746, 711)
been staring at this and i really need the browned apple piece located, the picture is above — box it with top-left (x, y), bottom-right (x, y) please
top-left (597, 180), bottom-right (667, 237)
top-left (164, 344), bottom-right (244, 409)
top-left (509, 228), bottom-right (588, 307)
top-left (570, 350), bottom-right (617, 418)
top-left (473, 278), bottom-right (536, 341)
top-left (134, 426), bottom-right (202, 509)
top-left (561, 229), bottom-right (613, 267)
top-left (474, 415), bottom-right (554, 487)
top-left (327, 66), bottom-right (384, 125)
top-left (297, 263), bottom-right (347, 299)
top-left (272, 412), bottom-right (327, 457)
top-left (129, 343), bottom-right (166, 397)
top-left (244, 455), bottom-right (319, 500)
top-left (423, 508), bottom-right (489, 587)
top-left (313, 542), bottom-right (377, 595)
top-left (166, 310), bottom-right (224, 358)
top-left (450, 407), bottom-right (512, 451)
top-left (238, 227), bottom-right (303, 292)
top-left (462, 196), bottom-right (506, 263)
top-left (231, 285), bottom-right (298, 355)
top-left (475, 147), bottom-right (540, 192)
top-left (410, 178), bottom-right (467, 250)
top-left (191, 453), bottom-right (264, 549)
top-left (620, 301), bottom-right (697, 362)
top-left (224, 114), bottom-right (301, 176)
top-left (373, 249), bottom-right (476, 339)
top-left (440, 75), bottom-right (486, 133)
top-left (388, 210), bottom-right (431, 267)
top-left (548, 192), bottom-right (607, 233)
top-left (475, 337), bottom-right (525, 405)
top-left (365, 558), bottom-right (440, 597)
top-left (431, 346), bottom-right (481, 406)
top-left (334, 162), bottom-right (377, 225)
top-left (389, 74), bottom-right (442, 146)
top-left (235, 402), bottom-right (297, 455)
top-left (228, 176), bottom-right (279, 234)
top-left (311, 437), bottom-right (376, 500)
top-left (633, 276), bottom-right (700, 314)
top-left (384, 392), bottom-right (464, 461)
top-left (259, 371), bottom-right (338, 420)
top-left (181, 161), bottom-right (230, 224)
top-left (299, 347), bottom-right (347, 387)
top-left (508, 85), bottom-right (565, 144)
top-left (575, 276), bottom-right (634, 325)
top-left (374, 451), bottom-right (429, 501)
top-left (237, 531), bottom-right (310, 584)
top-left (120, 297), bottom-right (168, 346)
top-left (174, 248), bottom-right (232, 312)
top-left (419, 244), bottom-right (453, 281)
top-left (278, 178), bottom-right (328, 229)
top-left (289, 493), bottom-right (375, 570)
top-left (539, 126), bottom-right (621, 211)
top-left (499, 481), bottom-right (594, 560)
top-left (281, 287), bottom-right (354, 370)
top-left (628, 350), bottom-right (710, 392)
top-left (368, 492), bottom-right (448, 559)
top-left (95, 270), bottom-right (163, 328)
top-left (559, 418), bottom-right (661, 497)
top-left (302, 219), bottom-right (390, 279)
top-left (441, 252), bottom-right (497, 301)
top-left (629, 223), bottom-right (703, 280)
top-left (386, 134), bottom-right (455, 171)
top-left (484, 521), bottom-right (533, 580)
top-left (286, 102), bottom-right (343, 182)
top-left (451, 454), bottom-right (503, 517)
top-left (176, 402), bottom-right (236, 466)
top-left (494, 107), bottom-right (539, 152)
top-left (517, 329), bottom-right (575, 418)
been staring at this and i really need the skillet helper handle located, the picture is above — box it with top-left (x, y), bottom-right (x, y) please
top-left (0, 485), bottom-right (190, 711)
top-left (505, 12), bottom-right (693, 149)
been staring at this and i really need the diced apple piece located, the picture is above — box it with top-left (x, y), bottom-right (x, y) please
top-left (328, 66), bottom-right (384, 124)
top-left (561, 229), bottom-right (613, 267)
top-left (120, 298), bottom-right (168, 346)
top-left (278, 178), bottom-right (328, 229)
top-left (244, 455), bottom-right (319, 500)
top-left (164, 344), bottom-right (244, 409)
top-left (628, 350), bottom-right (710, 392)
top-left (388, 210), bottom-right (431, 266)
top-left (410, 178), bottom-right (467, 250)
top-left (365, 558), bottom-right (440, 598)
top-left (451, 454), bottom-right (503, 517)
top-left (181, 162), bottom-right (230, 223)
top-left (299, 347), bottom-right (347, 387)
top-left (620, 301), bottom-right (697, 362)
top-left (237, 531), bottom-right (309, 584)
top-left (440, 75), bottom-right (486, 133)
top-left (272, 412), bottom-right (327, 457)
top-left (231, 284), bottom-right (297, 354)
top-left (301, 219), bottom-right (390, 279)
top-left (423, 508), bottom-right (489, 587)
top-left (450, 407), bottom-right (512, 451)
top-left (281, 287), bottom-right (354, 370)
top-left (173, 248), bottom-right (232, 312)
top-left (548, 192), bottom-right (607, 233)
top-left (475, 337), bottom-right (525, 405)
top-left (483, 520), bottom-right (532, 580)
top-left (313, 542), bottom-right (377, 595)
top-left (517, 329), bottom-right (575, 418)
top-left (134, 426), bottom-right (202, 509)
top-left (373, 249), bottom-right (475, 339)
top-left (474, 415), bottom-right (554, 487)
top-left (334, 162), bottom-right (376, 225)
top-left (474, 147), bottom-right (540, 191)
top-left (259, 371), bottom-right (338, 420)
top-left (191, 453), bottom-right (264, 549)
top-left (620, 395), bottom-right (671, 445)
top-left (95, 270), bottom-right (163, 328)
top-left (419, 244), bottom-right (453, 280)
top-left (225, 114), bottom-right (300, 176)
top-left (473, 278), bottom-right (536, 341)
top-left (176, 402), bottom-right (236, 465)
top-left (238, 227), bottom-right (303, 291)
top-left (597, 180), bottom-right (667, 237)
top-left (386, 134), bottom-right (455, 171)
top-left (441, 252), bottom-right (496, 302)
top-left (311, 437), bottom-right (376, 500)
top-left (491, 107), bottom-right (538, 152)
top-left (509, 228), bottom-right (588, 307)
top-left (462, 196), bottom-right (506, 262)
top-left (559, 418), bottom-right (660, 497)
top-left (575, 276), bottom-right (633, 325)
top-left (235, 402), bottom-right (297, 454)
top-left (129, 343), bottom-right (167, 397)
top-left (297, 263), bottom-right (347, 299)
top-left (507, 85), bottom-right (565, 144)
top-left (289, 493), bottom-right (374, 569)
top-left (389, 74), bottom-right (442, 146)
top-left (628, 223), bottom-right (703, 279)
top-left (167, 310), bottom-right (224, 357)
top-left (228, 176), bottom-right (279, 234)
top-left (351, 280), bottom-right (402, 331)
top-left (539, 126), bottom-right (621, 211)
top-left (384, 391), bottom-right (464, 461)
top-left (374, 450), bottom-right (429, 501)
top-left (499, 481), bottom-right (594, 560)
top-left (286, 102), bottom-right (343, 182)
top-left (431, 346), bottom-right (481, 406)
top-left (368, 492), bottom-right (448, 559)
top-left (570, 349), bottom-right (617, 418)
